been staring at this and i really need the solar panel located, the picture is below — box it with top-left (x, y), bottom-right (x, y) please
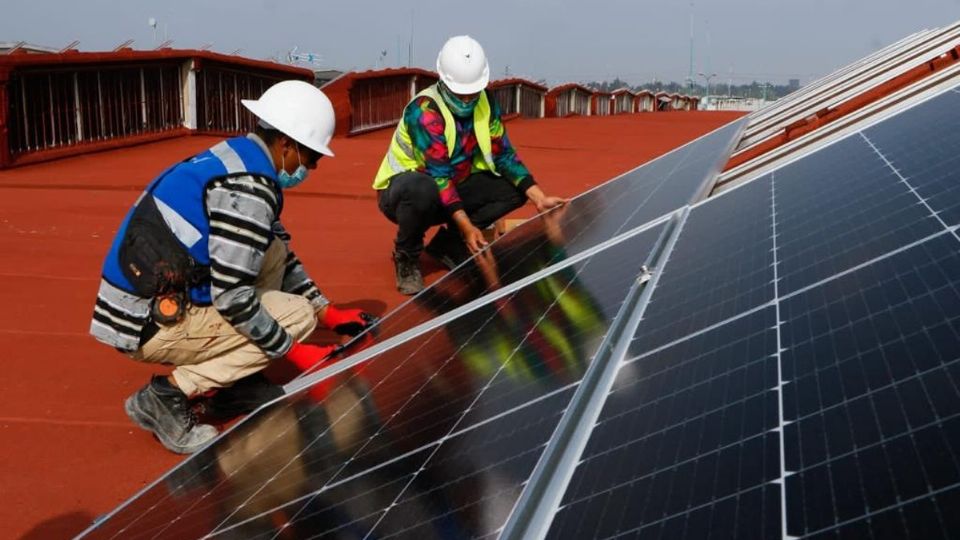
top-left (82, 221), bottom-right (669, 539)
top-left (537, 82), bottom-right (960, 539)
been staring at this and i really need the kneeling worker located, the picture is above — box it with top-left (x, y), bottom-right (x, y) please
top-left (90, 80), bottom-right (376, 453)
top-left (374, 35), bottom-right (566, 295)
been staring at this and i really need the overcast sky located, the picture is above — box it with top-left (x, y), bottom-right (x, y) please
top-left (3, 0), bottom-right (959, 86)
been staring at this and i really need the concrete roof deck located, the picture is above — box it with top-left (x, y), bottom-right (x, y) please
top-left (0, 111), bottom-right (744, 538)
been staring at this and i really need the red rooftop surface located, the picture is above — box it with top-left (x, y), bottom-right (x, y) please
top-left (0, 111), bottom-right (743, 539)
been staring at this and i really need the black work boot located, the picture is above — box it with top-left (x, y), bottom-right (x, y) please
top-left (425, 226), bottom-right (471, 271)
top-left (125, 375), bottom-right (219, 454)
top-left (393, 250), bottom-right (424, 295)
top-left (196, 372), bottom-right (284, 421)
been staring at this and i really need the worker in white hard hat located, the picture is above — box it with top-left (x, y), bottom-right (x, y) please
top-left (91, 80), bottom-right (377, 454)
top-left (374, 35), bottom-right (567, 295)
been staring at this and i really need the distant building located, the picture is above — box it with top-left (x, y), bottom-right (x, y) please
top-left (788, 78), bottom-right (800, 90)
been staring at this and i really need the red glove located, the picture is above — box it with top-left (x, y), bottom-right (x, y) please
top-left (321, 305), bottom-right (379, 336)
top-left (285, 342), bottom-right (339, 371)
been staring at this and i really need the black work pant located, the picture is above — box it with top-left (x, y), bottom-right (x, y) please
top-left (377, 171), bottom-right (527, 256)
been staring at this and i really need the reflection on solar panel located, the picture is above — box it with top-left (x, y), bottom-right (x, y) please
top-left (350, 120), bottom-right (745, 349)
top-left (81, 221), bottom-right (670, 539)
top-left (539, 82), bottom-right (960, 539)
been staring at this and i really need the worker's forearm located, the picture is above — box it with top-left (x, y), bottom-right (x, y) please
top-left (451, 209), bottom-right (473, 232)
top-left (525, 185), bottom-right (546, 205)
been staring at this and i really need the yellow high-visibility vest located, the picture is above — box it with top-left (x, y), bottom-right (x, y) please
top-left (372, 84), bottom-right (497, 190)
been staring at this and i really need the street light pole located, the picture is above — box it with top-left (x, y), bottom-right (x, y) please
top-left (697, 72), bottom-right (717, 97)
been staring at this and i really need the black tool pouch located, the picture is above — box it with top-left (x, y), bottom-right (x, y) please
top-left (118, 194), bottom-right (199, 298)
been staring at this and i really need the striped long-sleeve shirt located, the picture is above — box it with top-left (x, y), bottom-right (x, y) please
top-left (91, 135), bottom-right (328, 357)
top-left (206, 173), bottom-right (328, 358)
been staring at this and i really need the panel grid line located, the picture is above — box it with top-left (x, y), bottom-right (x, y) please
top-left (602, 484), bottom-right (771, 540)
top-left (859, 131), bottom-right (960, 244)
top-left (623, 224), bottom-right (955, 370)
top-left (626, 302), bottom-right (774, 365)
top-left (799, 481), bottom-right (960, 539)
top-left (770, 171), bottom-right (797, 540)
top-left (622, 226), bottom-right (954, 375)
top-left (575, 383), bottom-right (773, 468)
top-left (785, 356), bottom-right (960, 440)
top-left (558, 428), bottom-right (770, 510)
top-left (788, 409), bottom-right (960, 494)
top-left (590, 352), bottom-right (773, 437)
top-left (612, 334), bottom-right (774, 406)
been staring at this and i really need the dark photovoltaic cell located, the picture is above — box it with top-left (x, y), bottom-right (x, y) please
top-left (781, 233), bottom-right (960, 538)
top-left (364, 120), bottom-right (744, 345)
top-left (83, 223), bottom-right (667, 539)
top-left (550, 308), bottom-right (781, 540)
top-left (861, 86), bottom-right (960, 226)
top-left (771, 134), bottom-right (942, 295)
top-left (631, 175), bottom-right (774, 354)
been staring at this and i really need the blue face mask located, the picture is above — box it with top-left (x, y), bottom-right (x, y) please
top-left (276, 144), bottom-right (309, 189)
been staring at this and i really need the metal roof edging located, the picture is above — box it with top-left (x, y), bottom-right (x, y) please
top-left (742, 27), bottom-right (939, 129)
top-left (744, 28), bottom-right (934, 126)
top-left (740, 22), bottom-right (960, 146)
top-left (715, 62), bottom-right (960, 193)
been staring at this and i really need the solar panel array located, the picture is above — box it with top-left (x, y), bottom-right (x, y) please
top-left (81, 119), bottom-right (745, 538)
top-left (546, 83), bottom-right (960, 539)
top-left (83, 70), bottom-right (960, 540)
top-left (97, 224), bottom-right (666, 539)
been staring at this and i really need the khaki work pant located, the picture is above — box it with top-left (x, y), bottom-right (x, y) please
top-left (133, 240), bottom-right (317, 396)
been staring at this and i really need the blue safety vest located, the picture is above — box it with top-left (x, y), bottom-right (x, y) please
top-left (100, 136), bottom-right (280, 305)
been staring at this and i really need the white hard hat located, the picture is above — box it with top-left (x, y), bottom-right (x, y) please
top-left (436, 35), bottom-right (490, 95)
top-left (242, 80), bottom-right (336, 157)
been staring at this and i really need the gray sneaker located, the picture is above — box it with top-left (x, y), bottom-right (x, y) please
top-left (393, 250), bottom-right (424, 295)
top-left (125, 376), bottom-right (219, 454)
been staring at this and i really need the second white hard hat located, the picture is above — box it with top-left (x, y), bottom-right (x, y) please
top-left (436, 35), bottom-right (490, 95)
top-left (242, 80), bottom-right (336, 157)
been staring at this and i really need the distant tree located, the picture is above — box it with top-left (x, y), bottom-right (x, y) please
top-left (575, 77), bottom-right (799, 100)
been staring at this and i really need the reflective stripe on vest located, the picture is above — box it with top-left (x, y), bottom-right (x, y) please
top-left (100, 136), bottom-right (278, 305)
top-left (372, 84), bottom-right (497, 189)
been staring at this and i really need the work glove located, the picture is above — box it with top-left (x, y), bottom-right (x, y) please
top-left (285, 342), bottom-right (341, 371)
top-left (321, 305), bottom-right (379, 336)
